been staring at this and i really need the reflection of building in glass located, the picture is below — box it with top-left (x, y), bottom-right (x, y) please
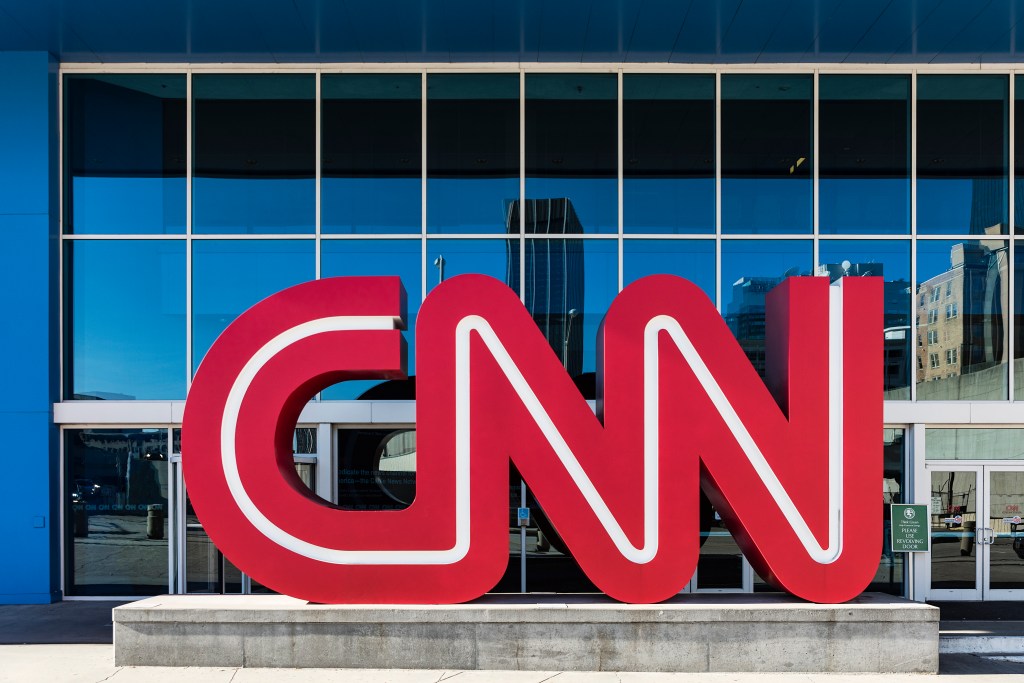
top-left (815, 262), bottom-right (912, 399)
top-left (727, 264), bottom-right (911, 395)
top-left (505, 198), bottom-right (585, 377)
top-left (915, 238), bottom-right (1008, 399)
top-left (725, 276), bottom-right (783, 377)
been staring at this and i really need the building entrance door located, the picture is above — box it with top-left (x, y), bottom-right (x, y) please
top-left (927, 465), bottom-right (1024, 600)
top-left (171, 427), bottom-right (323, 594)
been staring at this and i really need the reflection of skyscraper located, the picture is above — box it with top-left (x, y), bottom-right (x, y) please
top-left (725, 277), bottom-right (781, 377)
top-left (916, 238), bottom-right (1008, 398)
top-left (727, 264), bottom-right (911, 394)
top-left (815, 262), bottom-right (912, 399)
top-left (506, 199), bottom-right (585, 377)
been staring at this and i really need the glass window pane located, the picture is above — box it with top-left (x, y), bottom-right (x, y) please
top-left (721, 75), bottom-right (812, 234)
top-left (989, 470), bottom-right (1024, 590)
top-left (526, 74), bottom-right (617, 234)
top-left (721, 240), bottom-right (813, 376)
top-left (322, 74), bottom-right (421, 234)
top-left (65, 240), bottom-right (186, 399)
top-left (819, 75), bottom-right (910, 235)
top-left (427, 238), bottom-right (514, 289)
top-left (917, 75), bottom-right (1008, 235)
top-left (817, 240), bottom-right (911, 399)
top-left (522, 238), bottom-right (618, 380)
top-left (66, 428), bottom-right (168, 595)
top-left (321, 239), bottom-right (422, 399)
top-left (623, 239), bottom-right (715, 306)
top-left (1016, 75), bottom-right (1024, 235)
top-left (1017, 243), bottom-right (1024, 398)
top-left (929, 469), bottom-right (977, 589)
top-left (428, 74), bottom-right (518, 234)
top-left (184, 488), bottom-right (242, 594)
top-left (916, 239), bottom-right (1008, 400)
top-left (192, 240), bottom-right (314, 373)
top-left (876, 428), bottom-right (906, 596)
top-left (337, 427), bottom-right (416, 511)
top-left (926, 428), bottom-right (1024, 459)
top-left (64, 74), bottom-right (186, 234)
top-left (623, 74), bottom-right (714, 234)
top-left (193, 75), bottom-right (315, 234)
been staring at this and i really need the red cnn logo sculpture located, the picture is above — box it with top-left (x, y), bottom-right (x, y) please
top-left (182, 274), bottom-right (881, 604)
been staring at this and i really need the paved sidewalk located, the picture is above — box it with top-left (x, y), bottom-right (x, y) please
top-left (1, 645), bottom-right (1023, 683)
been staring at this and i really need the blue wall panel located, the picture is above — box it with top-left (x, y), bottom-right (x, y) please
top-left (0, 52), bottom-right (60, 604)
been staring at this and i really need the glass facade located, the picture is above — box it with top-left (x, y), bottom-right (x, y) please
top-left (322, 74), bottom-right (421, 234)
top-left (64, 74), bottom-right (186, 235)
top-left (721, 75), bottom-right (812, 234)
top-left (60, 70), bottom-right (1024, 405)
top-left (193, 75), bottom-right (316, 234)
top-left (57, 68), bottom-right (1024, 601)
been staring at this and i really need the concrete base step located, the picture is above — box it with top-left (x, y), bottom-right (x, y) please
top-left (113, 593), bottom-right (939, 673)
top-left (940, 635), bottom-right (1024, 654)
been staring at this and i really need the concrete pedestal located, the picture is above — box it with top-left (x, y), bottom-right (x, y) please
top-left (113, 593), bottom-right (939, 673)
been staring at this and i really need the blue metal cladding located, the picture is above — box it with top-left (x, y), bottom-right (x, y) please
top-left (0, 52), bottom-right (60, 603)
top-left (2, 0), bottom-right (1024, 63)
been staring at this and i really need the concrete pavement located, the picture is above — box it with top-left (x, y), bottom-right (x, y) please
top-left (1, 646), bottom-right (1024, 683)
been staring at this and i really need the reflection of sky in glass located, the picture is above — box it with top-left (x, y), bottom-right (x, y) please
top-left (576, 241), bottom-right (618, 374)
top-left (428, 178), bottom-right (518, 233)
top-left (721, 75), bottom-right (812, 235)
top-left (624, 179), bottom-right (714, 234)
top-left (192, 74), bottom-right (315, 235)
top-left (526, 74), bottom-right (617, 234)
top-left (68, 240), bottom-right (186, 399)
top-left (721, 179), bottom-right (811, 234)
top-left (192, 240), bottom-right (314, 374)
top-left (623, 239), bottom-right (715, 306)
top-left (321, 240), bottom-right (422, 399)
top-left (322, 74), bottom-right (420, 235)
top-left (193, 178), bottom-right (314, 234)
top-left (819, 179), bottom-right (909, 234)
top-left (428, 73), bottom-right (518, 234)
top-left (427, 239), bottom-right (512, 289)
top-left (721, 240), bottom-right (813, 309)
top-left (916, 239), bottom-right (962, 283)
top-left (322, 178), bottom-right (420, 234)
top-left (818, 75), bottom-right (909, 235)
top-left (623, 74), bottom-right (714, 234)
top-left (917, 75), bottom-right (1007, 235)
top-left (65, 74), bottom-right (186, 235)
top-left (917, 179), bottom-right (1006, 234)
top-left (73, 178), bottom-right (185, 234)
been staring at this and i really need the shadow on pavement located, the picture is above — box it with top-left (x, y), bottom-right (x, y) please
top-left (0, 601), bottom-right (125, 644)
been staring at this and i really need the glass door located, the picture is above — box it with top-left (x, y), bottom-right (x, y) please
top-left (928, 466), bottom-right (980, 599)
top-left (927, 465), bottom-right (1024, 600)
top-left (173, 426), bottom-right (323, 594)
top-left (985, 468), bottom-right (1024, 599)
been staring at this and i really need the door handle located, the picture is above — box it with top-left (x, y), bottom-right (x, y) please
top-left (978, 527), bottom-right (995, 545)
